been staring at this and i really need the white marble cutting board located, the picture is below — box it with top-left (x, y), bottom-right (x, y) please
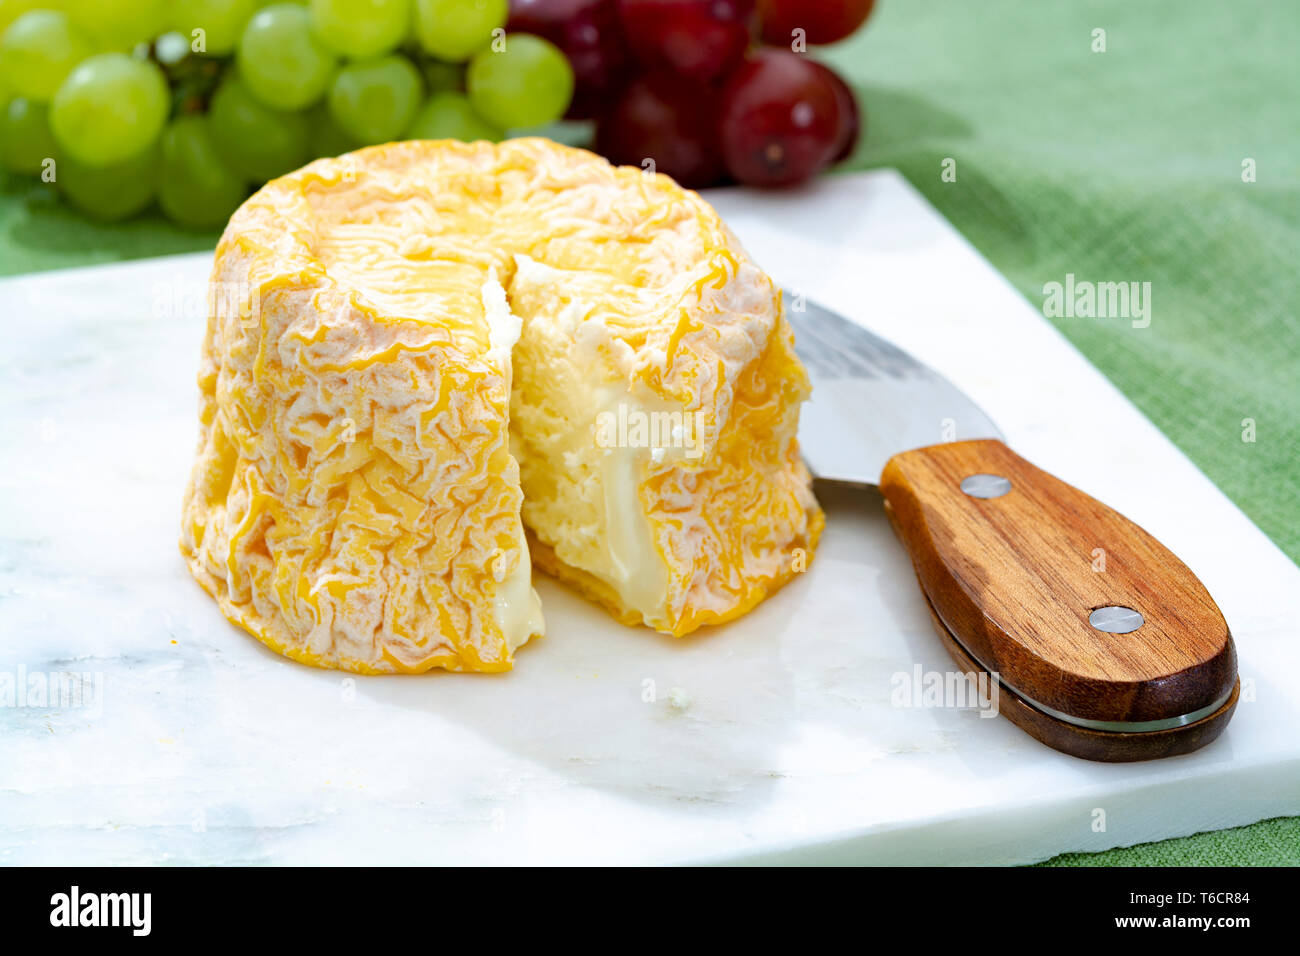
top-left (1, 170), bottom-right (1297, 866)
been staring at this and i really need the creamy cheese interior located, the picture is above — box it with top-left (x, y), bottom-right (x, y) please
top-left (502, 258), bottom-right (676, 631)
top-left (494, 524), bottom-right (544, 652)
top-left (479, 274), bottom-right (545, 650)
top-left (477, 265), bottom-right (678, 647)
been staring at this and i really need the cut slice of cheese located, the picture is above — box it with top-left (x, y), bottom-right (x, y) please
top-left (181, 138), bottom-right (821, 673)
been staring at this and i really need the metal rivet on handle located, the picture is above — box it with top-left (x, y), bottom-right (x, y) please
top-left (1089, 605), bottom-right (1145, 634)
top-left (960, 473), bottom-right (1012, 499)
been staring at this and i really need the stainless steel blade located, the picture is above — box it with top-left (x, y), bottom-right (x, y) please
top-left (786, 292), bottom-right (1003, 485)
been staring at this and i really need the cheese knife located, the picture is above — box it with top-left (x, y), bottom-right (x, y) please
top-left (787, 293), bottom-right (1238, 762)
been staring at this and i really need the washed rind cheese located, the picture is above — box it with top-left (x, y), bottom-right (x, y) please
top-left (181, 138), bottom-right (821, 673)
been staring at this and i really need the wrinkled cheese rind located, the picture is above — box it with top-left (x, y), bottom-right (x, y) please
top-left (181, 138), bottom-right (821, 672)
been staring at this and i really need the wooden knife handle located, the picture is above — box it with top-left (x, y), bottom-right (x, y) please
top-left (879, 439), bottom-right (1237, 761)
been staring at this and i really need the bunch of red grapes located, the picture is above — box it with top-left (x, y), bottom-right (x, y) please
top-left (508, 0), bottom-right (875, 189)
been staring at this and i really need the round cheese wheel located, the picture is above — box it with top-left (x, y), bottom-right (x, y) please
top-left (181, 138), bottom-right (821, 673)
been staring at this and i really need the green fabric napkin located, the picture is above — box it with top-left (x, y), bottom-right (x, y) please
top-left (1, 0), bottom-right (1294, 866)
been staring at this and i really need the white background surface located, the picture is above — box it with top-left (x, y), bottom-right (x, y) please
top-left (1, 170), bottom-right (1297, 865)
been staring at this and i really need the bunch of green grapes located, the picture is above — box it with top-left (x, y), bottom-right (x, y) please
top-left (0, 1), bottom-right (574, 227)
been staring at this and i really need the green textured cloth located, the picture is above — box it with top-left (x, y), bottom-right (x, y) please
top-left (1042, 816), bottom-right (1300, 867)
top-left (0, 0), bottom-right (1294, 865)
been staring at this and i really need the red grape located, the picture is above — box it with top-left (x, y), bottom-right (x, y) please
top-left (810, 59), bottom-right (860, 162)
top-left (508, 0), bottom-right (633, 119)
top-left (596, 71), bottom-right (725, 188)
top-left (616, 0), bottom-right (755, 82)
top-left (719, 49), bottom-right (844, 187)
top-left (758, 0), bottom-right (875, 47)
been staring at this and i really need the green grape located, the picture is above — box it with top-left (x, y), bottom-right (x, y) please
top-left (327, 54), bottom-right (420, 146)
top-left (208, 72), bottom-right (310, 179)
top-left (57, 141), bottom-right (158, 221)
top-left (171, 0), bottom-right (259, 57)
top-left (414, 0), bottom-right (506, 62)
top-left (237, 3), bottom-right (335, 110)
top-left (466, 33), bottom-right (571, 131)
top-left (65, 0), bottom-right (170, 51)
top-left (49, 53), bottom-right (169, 166)
top-left (159, 113), bottom-right (249, 228)
top-left (310, 0), bottom-right (408, 59)
top-left (307, 100), bottom-right (356, 159)
top-left (406, 91), bottom-right (500, 142)
top-left (0, 1), bottom-right (49, 36)
top-left (0, 10), bottom-right (93, 102)
top-left (153, 30), bottom-right (193, 65)
top-left (0, 95), bottom-right (56, 174)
